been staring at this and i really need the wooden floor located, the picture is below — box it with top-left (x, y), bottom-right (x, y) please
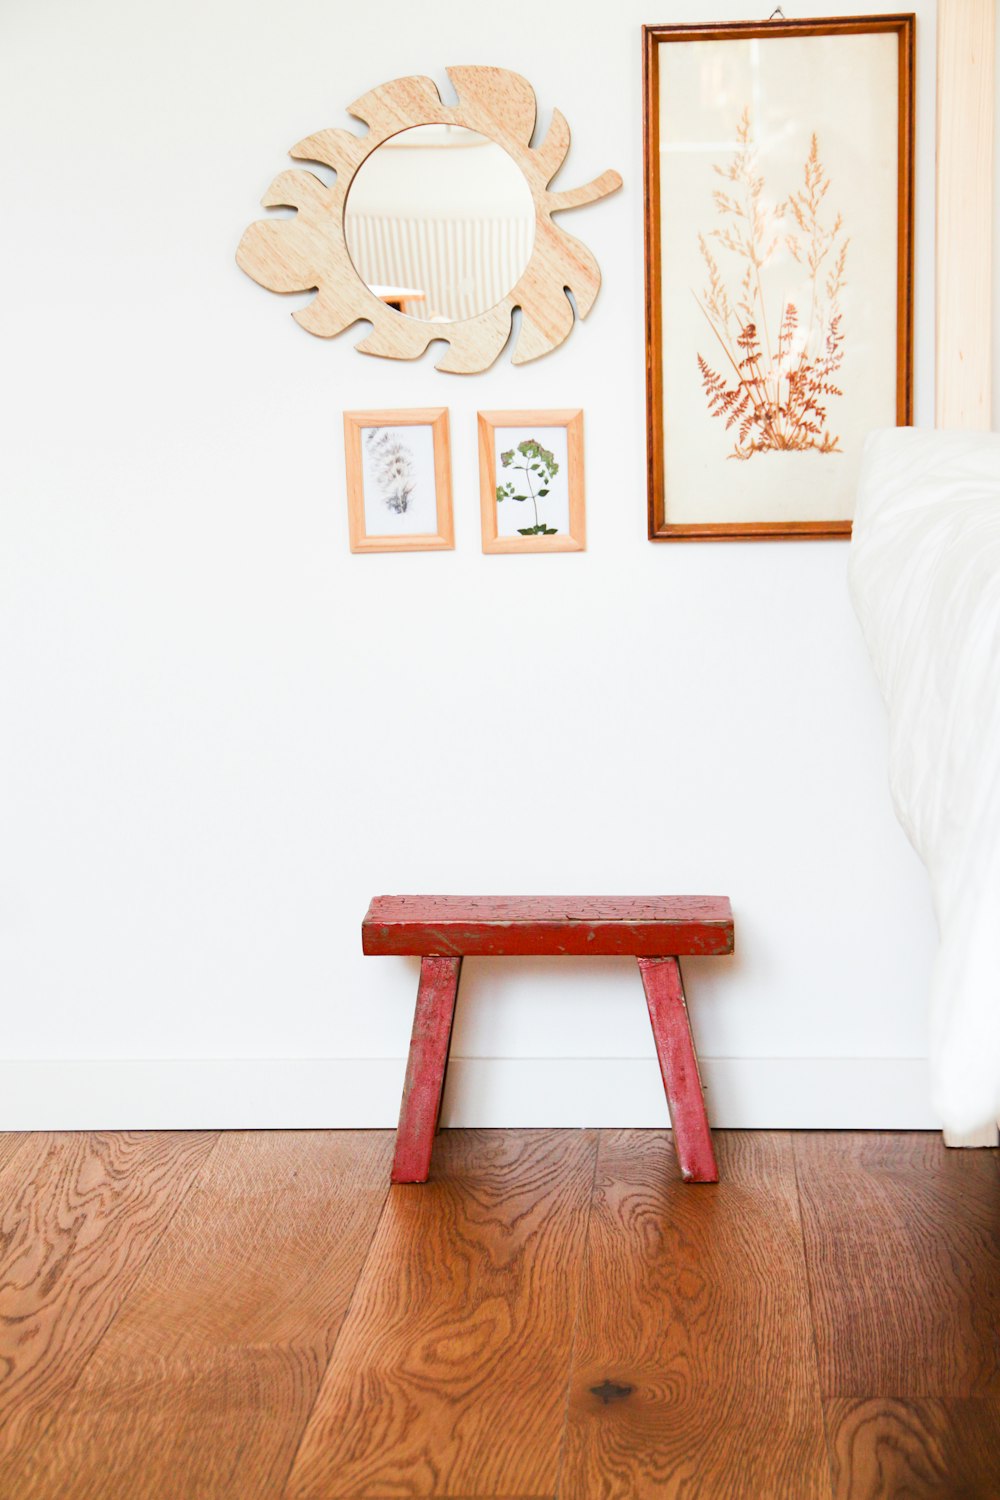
top-left (0, 1131), bottom-right (998, 1498)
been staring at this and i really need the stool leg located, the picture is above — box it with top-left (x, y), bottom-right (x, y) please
top-left (391, 956), bottom-right (462, 1184)
top-left (638, 956), bottom-right (718, 1184)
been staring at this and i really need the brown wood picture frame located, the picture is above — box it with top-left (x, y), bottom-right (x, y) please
top-left (478, 410), bottom-right (586, 554)
top-left (643, 15), bottom-right (915, 541)
top-left (343, 408), bottom-right (454, 553)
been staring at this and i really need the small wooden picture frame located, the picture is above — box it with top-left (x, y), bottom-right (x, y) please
top-left (478, 409), bottom-right (586, 554)
top-left (343, 408), bottom-right (454, 553)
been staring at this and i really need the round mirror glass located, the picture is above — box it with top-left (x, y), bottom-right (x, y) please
top-left (343, 124), bottom-right (536, 323)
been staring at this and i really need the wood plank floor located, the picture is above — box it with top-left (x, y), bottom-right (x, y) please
top-left (563, 1131), bottom-right (830, 1498)
top-left (0, 1130), bottom-right (997, 1499)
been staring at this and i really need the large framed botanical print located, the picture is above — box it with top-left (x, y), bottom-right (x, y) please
top-left (643, 15), bottom-right (914, 540)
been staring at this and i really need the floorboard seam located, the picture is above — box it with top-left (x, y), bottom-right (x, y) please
top-left (2, 1128), bottom-right (224, 1479)
top-left (551, 1126), bottom-right (603, 1500)
top-left (790, 1131), bottom-right (837, 1500)
top-left (275, 1159), bottom-right (394, 1500)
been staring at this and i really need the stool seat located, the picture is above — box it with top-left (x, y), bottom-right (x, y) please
top-left (364, 894), bottom-right (735, 1188)
top-left (363, 894), bottom-right (733, 957)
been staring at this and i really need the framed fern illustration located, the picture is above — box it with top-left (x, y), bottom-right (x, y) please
top-left (343, 408), bottom-right (453, 552)
top-left (477, 410), bottom-right (586, 554)
top-left (643, 15), bottom-right (914, 540)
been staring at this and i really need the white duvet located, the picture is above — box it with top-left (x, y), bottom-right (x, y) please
top-left (849, 427), bottom-right (1000, 1133)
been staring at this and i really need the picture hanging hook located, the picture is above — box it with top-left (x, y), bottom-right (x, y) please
top-left (769, 6), bottom-right (786, 17)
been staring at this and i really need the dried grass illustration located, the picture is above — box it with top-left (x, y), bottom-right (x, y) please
top-left (695, 110), bottom-right (849, 460)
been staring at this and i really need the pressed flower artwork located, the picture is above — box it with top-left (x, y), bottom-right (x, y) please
top-left (343, 409), bottom-right (454, 552)
top-left (478, 411), bottom-right (585, 553)
top-left (696, 112), bottom-right (849, 460)
top-left (364, 427), bottom-right (420, 514)
top-left (496, 439), bottom-right (562, 535)
top-left (644, 16), bottom-right (913, 538)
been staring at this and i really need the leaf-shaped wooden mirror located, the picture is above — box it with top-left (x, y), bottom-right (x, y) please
top-left (236, 67), bottom-right (622, 374)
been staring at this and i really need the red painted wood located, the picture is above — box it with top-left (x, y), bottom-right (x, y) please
top-left (638, 956), bottom-right (718, 1184)
top-left (391, 956), bottom-right (462, 1184)
top-left (375, 901), bottom-right (731, 1186)
top-left (363, 895), bottom-right (733, 958)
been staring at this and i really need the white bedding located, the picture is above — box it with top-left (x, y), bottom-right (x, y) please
top-left (849, 427), bottom-right (1000, 1133)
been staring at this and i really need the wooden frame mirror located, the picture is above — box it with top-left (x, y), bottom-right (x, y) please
top-left (237, 68), bottom-right (622, 374)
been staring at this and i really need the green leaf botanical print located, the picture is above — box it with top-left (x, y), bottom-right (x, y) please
top-left (695, 109), bottom-right (848, 460)
top-left (496, 440), bottom-right (560, 532)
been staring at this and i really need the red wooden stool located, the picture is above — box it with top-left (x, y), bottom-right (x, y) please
top-left (362, 895), bottom-right (734, 1186)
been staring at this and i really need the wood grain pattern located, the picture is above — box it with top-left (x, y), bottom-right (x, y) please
top-left (237, 67), bottom-right (622, 374)
top-left (343, 408), bottom-right (454, 553)
top-left (561, 1130), bottom-right (831, 1499)
top-left (643, 16), bottom-right (914, 541)
top-left (3, 1129), bottom-right (996, 1497)
top-left (478, 410), bottom-right (586, 554)
top-left (0, 1130), bottom-right (217, 1476)
top-left (795, 1132), bottom-right (1000, 1397)
top-left (826, 1397), bottom-right (1000, 1500)
top-left (285, 1129), bottom-right (599, 1499)
top-left (936, 0), bottom-right (995, 430)
top-left (362, 894), bottom-right (734, 957)
top-left (0, 1135), bottom-right (26, 1178)
top-left (10, 1131), bottom-right (392, 1500)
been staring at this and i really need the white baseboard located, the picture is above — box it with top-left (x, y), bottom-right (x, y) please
top-left (0, 1056), bottom-right (941, 1130)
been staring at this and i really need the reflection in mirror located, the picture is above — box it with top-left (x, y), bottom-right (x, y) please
top-left (343, 124), bottom-right (536, 323)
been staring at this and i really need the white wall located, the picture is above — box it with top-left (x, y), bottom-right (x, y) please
top-left (0, 0), bottom-right (944, 1128)
top-left (994, 0), bottom-right (1000, 432)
